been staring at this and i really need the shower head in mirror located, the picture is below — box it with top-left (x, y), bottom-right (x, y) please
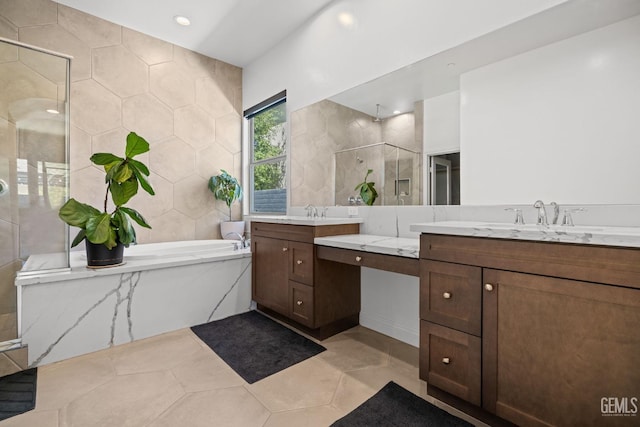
top-left (373, 104), bottom-right (382, 122)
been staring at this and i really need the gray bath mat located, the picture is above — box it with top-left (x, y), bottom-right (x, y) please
top-left (191, 310), bottom-right (326, 384)
top-left (331, 381), bottom-right (473, 426)
top-left (0, 368), bottom-right (37, 421)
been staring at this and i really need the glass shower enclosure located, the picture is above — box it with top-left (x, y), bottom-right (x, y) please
top-left (0, 37), bottom-right (70, 374)
top-left (335, 142), bottom-right (421, 206)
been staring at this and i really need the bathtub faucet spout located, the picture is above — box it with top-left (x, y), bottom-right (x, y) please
top-left (224, 232), bottom-right (248, 250)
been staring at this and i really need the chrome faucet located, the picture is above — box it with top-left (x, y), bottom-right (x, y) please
top-left (550, 201), bottom-right (559, 225)
top-left (533, 200), bottom-right (548, 226)
top-left (305, 204), bottom-right (318, 218)
top-left (224, 232), bottom-right (247, 249)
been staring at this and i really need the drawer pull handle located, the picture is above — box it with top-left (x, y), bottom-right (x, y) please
top-left (282, 247), bottom-right (288, 252)
top-left (296, 300), bottom-right (303, 306)
top-left (484, 283), bottom-right (494, 292)
top-left (296, 260), bottom-right (303, 265)
top-left (442, 357), bottom-right (450, 365)
top-left (355, 256), bottom-right (362, 262)
top-left (443, 292), bottom-right (452, 299)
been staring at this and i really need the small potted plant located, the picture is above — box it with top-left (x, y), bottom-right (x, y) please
top-left (58, 132), bottom-right (155, 267)
top-left (355, 168), bottom-right (378, 206)
top-left (208, 169), bottom-right (244, 240)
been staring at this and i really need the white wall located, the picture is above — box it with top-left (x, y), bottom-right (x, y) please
top-left (423, 91), bottom-right (461, 155)
top-left (243, 0), bottom-right (567, 113)
top-left (460, 14), bottom-right (640, 205)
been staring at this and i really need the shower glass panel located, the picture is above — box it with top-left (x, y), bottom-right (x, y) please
top-left (0, 38), bottom-right (70, 353)
top-left (335, 143), bottom-right (420, 206)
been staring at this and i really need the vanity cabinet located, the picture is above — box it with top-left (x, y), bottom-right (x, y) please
top-left (420, 234), bottom-right (640, 427)
top-left (251, 221), bottom-right (361, 338)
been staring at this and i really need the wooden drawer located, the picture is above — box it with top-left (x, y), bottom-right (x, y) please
top-left (252, 222), bottom-right (314, 243)
top-left (421, 233), bottom-right (640, 289)
top-left (289, 241), bottom-right (314, 285)
top-left (420, 320), bottom-right (481, 406)
top-left (316, 245), bottom-right (420, 277)
top-left (420, 260), bottom-right (482, 336)
top-left (289, 281), bottom-right (314, 328)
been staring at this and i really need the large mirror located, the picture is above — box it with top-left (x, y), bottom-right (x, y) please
top-left (290, 0), bottom-right (640, 206)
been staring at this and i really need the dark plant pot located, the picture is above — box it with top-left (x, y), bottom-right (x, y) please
top-left (85, 241), bottom-right (125, 268)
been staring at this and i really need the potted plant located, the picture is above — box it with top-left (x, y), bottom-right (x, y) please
top-left (58, 132), bottom-right (155, 267)
top-left (355, 168), bottom-right (378, 206)
top-left (208, 169), bottom-right (244, 240)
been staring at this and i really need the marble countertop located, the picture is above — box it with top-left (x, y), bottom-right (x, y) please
top-left (16, 248), bottom-right (252, 286)
top-left (314, 234), bottom-right (419, 258)
top-left (409, 221), bottom-right (640, 248)
top-left (247, 215), bottom-right (363, 226)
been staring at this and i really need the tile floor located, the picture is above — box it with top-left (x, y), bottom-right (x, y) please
top-left (0, 316), bottom-right (485, 426)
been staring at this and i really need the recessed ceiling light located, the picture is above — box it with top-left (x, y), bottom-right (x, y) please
top-left (46, 109), bottom-right (60, 115)
top-left (338, 12), bottom-right (355, 29)
top-left (393, 110), bottom-right (401, 115)
top-left (174, 15), bottom-right (191, 26)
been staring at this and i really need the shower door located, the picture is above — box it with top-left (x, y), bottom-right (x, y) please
top-left (0, 37), bottom-right (70, 374)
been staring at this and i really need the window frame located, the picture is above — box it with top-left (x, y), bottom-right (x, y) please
top-left (245, 91), bottom-right (287, 215)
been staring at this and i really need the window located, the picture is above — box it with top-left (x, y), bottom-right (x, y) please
top-left (245, 91), bottom-right (287, 214)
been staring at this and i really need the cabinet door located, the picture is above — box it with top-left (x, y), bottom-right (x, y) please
top-left (252, 236), bottom-right (289, 316)
top-left (483, 269), bottom-right (640, 427)
top-left (420, 260), bottom-right (482, 336)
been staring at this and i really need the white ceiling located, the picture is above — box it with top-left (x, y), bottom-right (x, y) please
top-left (55, 0), bottom-right (334, 67)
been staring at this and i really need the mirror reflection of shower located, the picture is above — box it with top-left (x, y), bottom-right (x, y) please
top-left (334, 142), bottom-right (420, 206)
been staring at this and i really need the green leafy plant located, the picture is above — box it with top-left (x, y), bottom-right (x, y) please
top-left (354, 169), bottom-right (378, 206)
top-left (58, 132), bottom-right (155, 249)
top-left (208, 170), bottom-right (243, 220)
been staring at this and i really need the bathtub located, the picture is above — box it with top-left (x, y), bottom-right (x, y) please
top-left (16, 240), bottom-right (252, 366)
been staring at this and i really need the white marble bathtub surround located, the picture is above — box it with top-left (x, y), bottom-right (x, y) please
top-left (18, 247), bottom-right (252, 366)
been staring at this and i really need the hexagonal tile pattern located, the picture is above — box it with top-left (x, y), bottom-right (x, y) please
top-left (0, 18), bottom-right (17, 62)
top-left (214, 113), bottom-right (241, 154)
top-left (196, 144), bottom-right (233, 180)
top-left (70, 79), bottom-right (121, 135)
top-left (0, 219), bottom-right (17, 267)
top-left (63, 371), bottom-right (184, 426)
top-left (146, 209), bottom-right (195, 243)
top-left (19, 24), bottom-right (91, 82)
top-left (20, 44), bottom-right (67, 85)
top-left (149, 387), bottom-right (270, 427)
top-left (123, 28), bottom-right (173, 65)
top-left (173, 175), bottom-right (215, 220)
top-left (174, 105), bottom-right (214, 149)
top-left (195, 77), bottom-right (235, 118)
top-left (122, 94), bottom-right (173, 142)
top-left (0, 0), bottom-right (56, 27)
top-left (247, 357), bottom-right (343, 412)
top-left (149, 137), bottom-right (195, 182)
top-left (58, 4), bottom-right (121, 48)
top-left (91, 127), bottom-right (149, 167)
top-left (93, 45), bottom-right (149, 98)
top-left (0, 260), bottom-right (19, 314)
top-left (215, 59), bottom-right (242, 90)
top-left (0, 324), bottom-right (477, 427)
top-left (195, 210), bottom-right (224, 240)
top-left (69, 166), bottom-right (108, 211)
top-left (173, 46), bottom-right (216, 79)
top-left (149, 62), bottom-right (195, 109)
top-left (126, 174), bottom-right (173, 225)
top-left (69, 125), bottom-right (91, 172)
top-left (0, 62), bottom-right (57, 119)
